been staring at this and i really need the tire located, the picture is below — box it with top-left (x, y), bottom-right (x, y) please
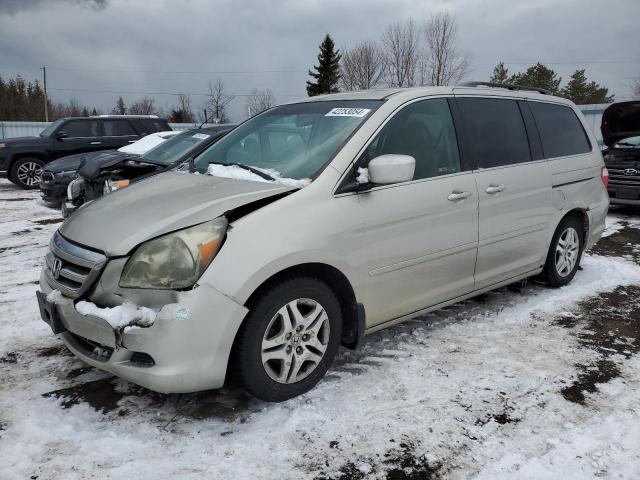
top-left (10, 157), bottom-right (45, 189)
top-left (542, 215), bottom-right (584, 288)
top-left (232, 277), bottom-right (343, 402)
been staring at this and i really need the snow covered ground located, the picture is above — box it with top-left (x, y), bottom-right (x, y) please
top-left (1, 178), bottom-right (640, 480)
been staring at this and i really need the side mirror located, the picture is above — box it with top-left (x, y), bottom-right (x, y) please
top-left (56, 131), bottom-right (68, 140)
top-left (367, 154), bottom-right (415, 185)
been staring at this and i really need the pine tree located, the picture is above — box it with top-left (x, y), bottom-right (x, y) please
top-left (560, 69), bottom-right (614, 105)
top-left (306, 34), bottom-right (342, 96)
top-left (489, 62), bottom-right (510, 84)
top-left (509, 63), bottom-right (561, 93)
top-left (112, 96), bottom-right (127, 115)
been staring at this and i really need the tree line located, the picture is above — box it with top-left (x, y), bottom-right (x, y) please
top-left (307, 13), bottom-right (631, 105)
top-left (0, 74), bottom-right (275, 124)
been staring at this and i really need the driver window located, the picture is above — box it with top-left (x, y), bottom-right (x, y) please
top-left (362, 98), bottom-right (461, 180)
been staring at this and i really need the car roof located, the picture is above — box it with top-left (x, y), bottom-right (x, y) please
top-left (286, 85), bottom-right (574, 106)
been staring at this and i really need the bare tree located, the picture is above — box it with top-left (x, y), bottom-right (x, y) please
top-left (633, 76), bottom-right (640, 100)
top-left (421, 12), bottom-right (469, 86)
top-left (205, 78), bottom-right (235, 123)
top-left (128, 96), bottom-right (155, 115)
top-left (381, 18), bottom-right (420, 88)
top-left (245, 88), bottom-right (276, 118)
top-left (340, 40), bottom-right (386, 91)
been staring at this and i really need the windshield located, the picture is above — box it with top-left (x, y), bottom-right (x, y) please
top-left (39, 119), bottom-right (65, 137)
top-left (141, 130), bottom-right (214, 164)
top-left (194, 100), bottom-right (382, 180)
top-left (615, 136), bottom-right (640, 147)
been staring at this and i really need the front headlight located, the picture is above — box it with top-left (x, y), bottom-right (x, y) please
top-left (120, 218), bottom-right (228, 289)
top-left (104, 179), bottom-right (130, 195)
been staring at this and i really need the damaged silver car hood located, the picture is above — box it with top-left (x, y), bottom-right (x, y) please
top-left (59, 171), bottom-right (296, 256)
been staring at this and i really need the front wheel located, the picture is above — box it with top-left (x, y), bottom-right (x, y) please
top-left (232, 277), bottom-right (342, 402)
top-left (10, 157), bottom-right (45, 189)
top-left (542, 215), bottom-right (584, 287)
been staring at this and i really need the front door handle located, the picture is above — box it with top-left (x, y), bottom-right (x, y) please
top-left (447, 190), bottom-right (472, 202)
top-left (485, 184), bottom-right (505, 194)
top-left (90, 141), bottom-right (101, 145)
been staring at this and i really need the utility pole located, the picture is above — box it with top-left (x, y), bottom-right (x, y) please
top-left (40, 66), bottom-right (49, 121)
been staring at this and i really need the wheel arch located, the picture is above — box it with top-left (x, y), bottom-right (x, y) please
top-left (9, 153), bottom-right (48, 172)
top-left (559, 208), bottom-right (589, 246)
top-left (242, 262), bottom-right (364, 350)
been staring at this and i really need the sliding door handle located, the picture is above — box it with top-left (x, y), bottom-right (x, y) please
top-left (485, 184), bottom-right (505, 194)
top-left (90, 141), bottom-right (101, 145)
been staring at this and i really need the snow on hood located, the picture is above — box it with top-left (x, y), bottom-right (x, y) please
top-left (117, 131), bottom-right (180, 155)
top-left (206, 163), bottom-right (311, 188)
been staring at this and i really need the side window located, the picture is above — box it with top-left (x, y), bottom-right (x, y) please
top-left (362, 98), bottom-right (461, 180)
top-left (63, 120), bottom-right (100, 138)
top-left (529, 102), bottom-right (591, 158)
top-left (456, 98), bottom-right (531, 168)
top-left (102, 120), bottom-right (136, 136)
top-left (142, 119), bottom-right (169, 133)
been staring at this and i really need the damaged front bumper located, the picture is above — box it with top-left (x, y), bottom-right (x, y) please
top-left (38, 270), bottom-right (249, 394)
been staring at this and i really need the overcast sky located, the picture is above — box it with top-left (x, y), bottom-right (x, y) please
top-left (0, 0), bottom-right (638, 122)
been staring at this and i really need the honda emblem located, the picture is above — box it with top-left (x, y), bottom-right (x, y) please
top-left (52, 258), bottom-right (63, 280)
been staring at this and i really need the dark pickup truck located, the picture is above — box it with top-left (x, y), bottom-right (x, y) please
top-left (0, 115), bottom-right (171, 188)
top-left (601, 101), bottom-right (640, 205)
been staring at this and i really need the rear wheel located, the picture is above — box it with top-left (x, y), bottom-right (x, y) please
top-left (10, 157), bottom-right (45, 189)
top-left (232, 277), bottom-right (342, 402)
top-left (542, 215), bottom-right (584, 287)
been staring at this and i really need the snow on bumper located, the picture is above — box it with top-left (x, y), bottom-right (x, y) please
top-left (38, 270), bottom-right (249, 393)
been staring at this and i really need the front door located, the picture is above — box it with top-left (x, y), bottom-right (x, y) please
top-left (53, 119), bottom-right (104, 159)
top-left (355, 98), bottom-right (479, 326)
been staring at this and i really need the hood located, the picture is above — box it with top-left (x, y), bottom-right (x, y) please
top-left (77, 150), bottom-right (138, 179)
top-left (601, 101), bottom-right (640, 147)
top-left (45, 150), bottom-right (114, 173)
top-left (59, 171), bottom-right (295, 256)
top-left (0, 136), bottom-right (44, 146)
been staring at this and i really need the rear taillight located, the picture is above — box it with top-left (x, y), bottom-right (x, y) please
top-left (600, 166), bottom-right (609, 189)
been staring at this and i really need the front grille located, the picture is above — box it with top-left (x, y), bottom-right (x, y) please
top-left (41, 171), bottom-right (55, 183)
top-left (608, 168), bottom-right (640, 187)
top-left (44, 231), bottom-right (107, 299)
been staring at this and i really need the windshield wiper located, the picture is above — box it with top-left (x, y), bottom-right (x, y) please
top-left (210, 162), bottom-right (275, 181)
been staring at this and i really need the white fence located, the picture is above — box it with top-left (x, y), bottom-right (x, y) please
top-left (0, 122), bottom-right (224, 139)
top-left (0, 104), bottom-right (609, 142)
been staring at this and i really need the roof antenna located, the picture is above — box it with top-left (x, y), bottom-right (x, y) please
top-left (198, 109), bottom-right (208, 129)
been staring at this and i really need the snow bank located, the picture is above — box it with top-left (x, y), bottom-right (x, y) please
top-left (75, 300), bottom-right (157, 330)
top-left (206, 164), bottom-right (311, 188)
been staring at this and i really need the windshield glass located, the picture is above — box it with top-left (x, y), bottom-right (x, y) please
top-left (142, 130), bottom-right (214, 164)
top-left (39, 119), bottom-right (65, 137)
top-left (194, 100), bottom-right (382, 180)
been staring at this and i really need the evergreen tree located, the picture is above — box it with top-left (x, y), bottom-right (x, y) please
top-left (489, 61), bottom-right (509, 84)
top-left (560, 69), bottom-right (614, 104)
top-left (306, 34), bottom-right (341, 96)
top-left (112, 96), bottom-right (127, 115)
top-left (509, 63), bottom-right (561, 93)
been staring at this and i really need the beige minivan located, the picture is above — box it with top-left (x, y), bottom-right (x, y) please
top-left (37, 84), bottom-right (609, 401)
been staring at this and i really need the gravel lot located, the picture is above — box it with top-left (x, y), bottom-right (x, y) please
top-left (1, 178), bottom-right (640, 480)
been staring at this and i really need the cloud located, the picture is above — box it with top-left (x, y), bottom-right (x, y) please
top-left (0, 0), bottom-right (107, 15)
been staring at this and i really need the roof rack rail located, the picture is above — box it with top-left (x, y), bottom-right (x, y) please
top-left (459, 81), bottom-right (551, 95)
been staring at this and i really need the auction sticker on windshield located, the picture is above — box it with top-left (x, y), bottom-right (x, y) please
top-left (325, 108), bottom-right (371, 117)
top-left (192, 133), bottom-right (210, 140)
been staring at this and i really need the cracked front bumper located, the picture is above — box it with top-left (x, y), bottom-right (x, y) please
top-left (38, 270), bottom-right (249, 393)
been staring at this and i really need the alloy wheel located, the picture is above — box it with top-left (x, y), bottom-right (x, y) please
top-left (555, 227), bottom-right (580, 277)
top-left (16, 161), bottom-right (43, 187)
top-left (261, 298), bottom-right (330, 384)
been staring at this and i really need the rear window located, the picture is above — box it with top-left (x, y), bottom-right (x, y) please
top-left (103, 120), bottom-right (136, 136)
top-left (529, 102), bottom-right (591, 158)
top-left (457, 97), bottom-right (531, 168)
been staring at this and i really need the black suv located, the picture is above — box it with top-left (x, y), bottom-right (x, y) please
top-left (0, 115), bottom-right (171, 188)
top-left (601, 101), bottom-right (640, 205)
